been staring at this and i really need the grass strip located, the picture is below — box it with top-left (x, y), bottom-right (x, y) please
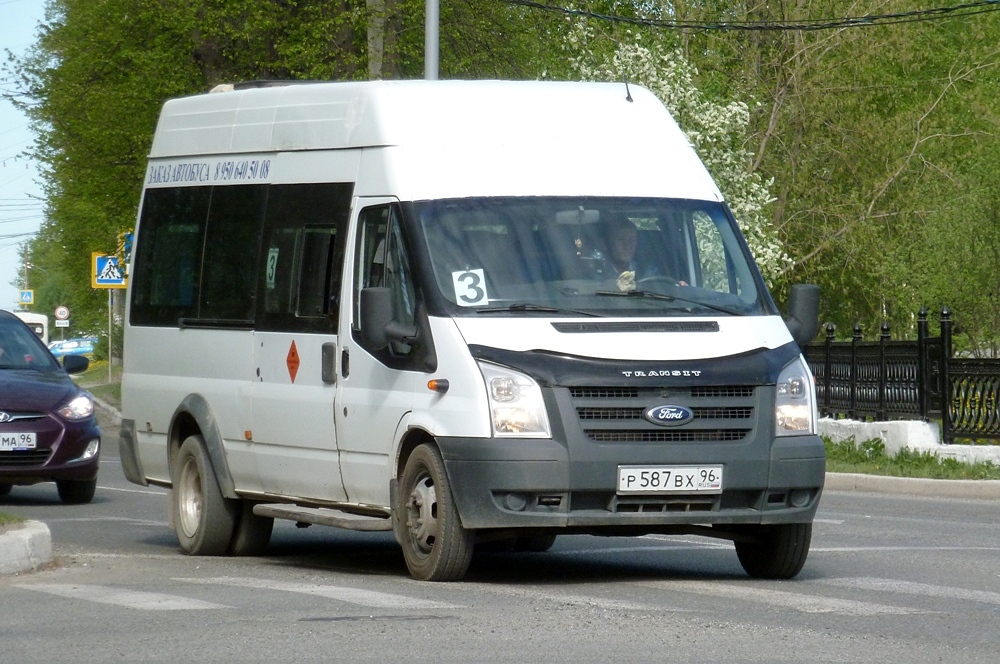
top-left (825, 436), bottom-right (1000, 480)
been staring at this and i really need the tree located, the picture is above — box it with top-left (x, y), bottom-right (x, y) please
top-left (9, 0), bottom-right (562, 332)
top-left (561, 19), bottom-right (790, 283)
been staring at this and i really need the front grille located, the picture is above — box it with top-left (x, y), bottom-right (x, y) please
top-left (570, 387), bottom-right (640, 399)
top-left (587, 429), bottom-right (750, 442)
top-left (571, 385), bottom-right (757, 443)
top-left (0, 449), bottom-right (52, 467)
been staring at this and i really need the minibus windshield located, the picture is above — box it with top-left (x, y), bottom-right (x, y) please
top-left (413, 197), bottom-right (770, 318)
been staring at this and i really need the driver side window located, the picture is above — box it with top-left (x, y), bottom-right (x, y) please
top-left (354, 205), bottom-right (416, 357)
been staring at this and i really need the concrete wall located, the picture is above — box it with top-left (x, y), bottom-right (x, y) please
top-left (819, 418), bottom-right (1000, 465)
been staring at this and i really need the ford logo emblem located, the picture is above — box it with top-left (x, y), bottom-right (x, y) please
top-left (644, 404), bottom-right (694, 427)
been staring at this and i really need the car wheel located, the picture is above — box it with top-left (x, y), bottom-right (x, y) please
top-left (0, 483), bottom-right (12, 497)
top-left (56, 478), bottom-right (96, 504)
top-left (228, 500), bottom-right (273, 556)
top-left (734, 523), bottom-right (812, 579)
top-left (395, 444), bottom-right (473, 581)
top-left (173, 435), bottom-right (237, 556)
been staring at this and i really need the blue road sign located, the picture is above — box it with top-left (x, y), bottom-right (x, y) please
top-left (92, 253), bottom-right (127, 288)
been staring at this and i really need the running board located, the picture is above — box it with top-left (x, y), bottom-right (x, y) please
top-left (253, 503), bottom-right (393, 532)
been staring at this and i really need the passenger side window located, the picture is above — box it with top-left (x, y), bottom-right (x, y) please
top-left (199, 185), bottom-right (268, 321)
top-left (130, 187), bottom-right (211, 326)
top-left (256, 183), bottom-right (353, 332)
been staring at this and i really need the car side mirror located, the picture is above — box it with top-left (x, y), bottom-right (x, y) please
top-left (62, 354), bottom-right (90, 374)
top-left (785, 284), bottom-right (820, 348)
top-left (360, 287), bottom-right (393, 350)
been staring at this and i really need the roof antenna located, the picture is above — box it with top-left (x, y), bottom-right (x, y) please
top-left (624, 75), bottom-right (633, 103)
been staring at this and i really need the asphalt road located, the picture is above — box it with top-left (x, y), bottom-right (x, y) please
top-left (3, 407), bottom-right (1000, 663)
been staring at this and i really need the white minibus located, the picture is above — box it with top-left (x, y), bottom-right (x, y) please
top-left (15, 311), bottom-right (49, 346)
top-left (120, 80), bottom-right (823, 581)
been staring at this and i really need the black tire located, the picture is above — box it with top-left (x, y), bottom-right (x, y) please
top-left (56, 478), bottom-right (96, 505)
top-left (173, 435), bottom-right (237, 556)
top-left (228, 501), bottom-right (273, 556)
top-left (0, 483), bottom-right (12, 497)
top-left (395, 444), bottom-right (474, 581)
top-left (514, 534), bottom-right (557, 553)
top-left (734, 523), bottom-right (812, 580)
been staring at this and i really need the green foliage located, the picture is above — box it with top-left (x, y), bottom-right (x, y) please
top-left (10, 1), bottom-right (1000, 347)
top-left (9, 0), bottom-right (562, 332)
top-left (0, 512), bottom-right (27, 527)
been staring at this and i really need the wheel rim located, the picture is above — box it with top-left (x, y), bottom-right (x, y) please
top-left (177, 456), bottom-right (203, 539)
top-left (404, 472), bottom-right (438, 555)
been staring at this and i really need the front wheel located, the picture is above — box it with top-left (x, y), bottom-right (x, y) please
top-left (56, 478), bottom-right (96, 504)
top-left (395, 444), bottom-right (474, 581)
top-left (173, 435), bottom-right (237, 556)
top-left (734, 523), bottom-right (812, 579)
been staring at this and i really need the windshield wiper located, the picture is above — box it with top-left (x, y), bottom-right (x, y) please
top-left (595, 290), bottom-right (746, 316)
top-left (475, 303), bottom-right (603, 317)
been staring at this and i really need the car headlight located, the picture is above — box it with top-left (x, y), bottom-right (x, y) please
top-left (775, 356), bottom-right (817, 436)
top-left (59, 393), bottom-right (95, 421)
top-left (477, 361), bottom-right (551, 438)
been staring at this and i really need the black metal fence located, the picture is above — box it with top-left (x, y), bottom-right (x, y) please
top-left (804, 307), bottom-right (1000, 444)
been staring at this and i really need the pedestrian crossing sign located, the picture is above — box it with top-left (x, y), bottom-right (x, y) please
top-left (92, 253), bottom-right (127, 289)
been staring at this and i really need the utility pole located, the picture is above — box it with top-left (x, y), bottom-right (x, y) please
top-left (425, 0), bottom-right (439, 80)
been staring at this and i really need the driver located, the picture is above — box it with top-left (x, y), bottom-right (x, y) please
top-left (600, 216), bottom-right (687, 291)
top-left (601, 217), bottom-right (657, 291)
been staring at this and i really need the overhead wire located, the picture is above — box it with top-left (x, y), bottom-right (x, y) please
top-left (499, 0), bottom-right (1000, 32)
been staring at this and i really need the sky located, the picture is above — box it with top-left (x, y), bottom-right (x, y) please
top-left (0, 0), bottom-right (46, 312)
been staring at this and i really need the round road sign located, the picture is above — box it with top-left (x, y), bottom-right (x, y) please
top-left (55, 305), bottom-right (70, 320)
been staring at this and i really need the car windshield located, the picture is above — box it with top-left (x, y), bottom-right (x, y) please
top-left (413, 197), bottom-right (769, 318)
top-left (0, 316), bottom-right (61, 370)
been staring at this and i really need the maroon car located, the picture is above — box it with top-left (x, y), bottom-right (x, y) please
top-left (0, 310), bottom-right (101, 504)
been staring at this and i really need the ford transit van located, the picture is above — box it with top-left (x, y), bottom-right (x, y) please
top-left (119, 80), bottom-right (823, 581)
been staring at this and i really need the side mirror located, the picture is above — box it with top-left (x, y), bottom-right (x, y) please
top-left (62, 354), bottom-right (90, 375)
top-left (785, 284), bottom-right (820, 347)
top-left (360, 287), bottom-right (393, 350)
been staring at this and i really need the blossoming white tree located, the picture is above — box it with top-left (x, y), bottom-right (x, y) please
top-left (564, 24), bottom-right (791, 283)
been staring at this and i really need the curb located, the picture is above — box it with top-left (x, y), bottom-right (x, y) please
top-left (0, 521), bottom-right (53, 575)
top-left (824, 472), bottom-right (1000, 500)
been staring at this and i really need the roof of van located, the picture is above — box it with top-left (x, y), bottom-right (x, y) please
top-left (148, 80), bottom-right (725, 202)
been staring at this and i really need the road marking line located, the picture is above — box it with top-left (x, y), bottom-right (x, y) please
top-left (96, 485), bottom-right (168, 495)
top-left (16, 584), bottom-right (229, 610)
top-left (635, 580), bottom-right (924, 615)
top-left (813, 546), bottom-right (1000, 553)
top-left (820, 577), bottom-right (1000, 605)
top-left (175, 577), bottom-right (461, 609)
top-left (40, 516), bottom-right (166, 527)
top-left (464, 582), bottom-right (670, 612)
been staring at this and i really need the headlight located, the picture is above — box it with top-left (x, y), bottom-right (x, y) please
top-left (59, 393), bottom-right (95, 421)
top-left (477, 361), bottom-right (551, 438)
top-left (775, 356), bottom-right (816, 436)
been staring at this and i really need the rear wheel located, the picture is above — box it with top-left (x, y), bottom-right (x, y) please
top-left (56, 478), bottom-right (96, 504)
top-left (228, 500), bottom-right (273, 556)
top-left (173, 435), bottom-right (237, 555)
top-left (395, 444), bottom-right (473, 581)
top-left (734, 523), bottom-right (812, 580)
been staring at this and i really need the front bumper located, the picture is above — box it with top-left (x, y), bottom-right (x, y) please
top-left (437, 433), bottom-right (825, 531)
top-left (0, 417), bottom-right (101, 485)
